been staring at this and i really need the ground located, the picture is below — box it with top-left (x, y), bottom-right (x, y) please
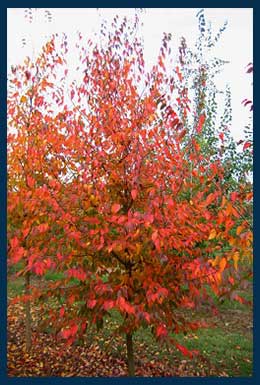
top-left (7, 275), bottom-right (253, 377)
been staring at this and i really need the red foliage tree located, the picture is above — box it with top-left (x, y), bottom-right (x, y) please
top-left (8, 36), bottom-right (69, 350)
top-left (8, 14), bottom-right (252, 375)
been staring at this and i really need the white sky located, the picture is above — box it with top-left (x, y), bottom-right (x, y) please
top-left (7, 8), bottom-right (253, 140)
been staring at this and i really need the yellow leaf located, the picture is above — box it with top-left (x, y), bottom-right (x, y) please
top-left (208, 228), bottom-right (217, 240)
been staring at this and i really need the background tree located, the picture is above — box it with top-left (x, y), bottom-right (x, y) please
top-left (173, 9), bottom-right (253, 271)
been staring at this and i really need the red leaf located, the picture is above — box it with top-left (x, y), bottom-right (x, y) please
top-left (146, 103), bottom-right (154, 114)
top-left (26, 175), bottom-right (35, 188)
top-left (176, 66), bottom-right (183, 82)
top-left (242, 100), bottom-right (252, 107)
top-left (70, 324), bottom-right (78, 336)
top-left (87, 299), bottom-right (97, 309)
top-left (125, 302), bottom-right (135, 314)
top-left (10, 236), bottom-right (19, 249)
top-left (176, 343), bottom-right (192, 357)
top-left (81, 322), bottom-right (87, 333)
top-left (230, 192), bottom-right (238, 202)
top-left (25, 71), bottom-right (31, 80)
top-left (156, 324), bottom-right (168, 338)
top-left (142, 312), bottom-right (151, 323)
top-left (117, 296), bottom-right (126, 311)
top-left (154, 239), bottom-right (161, 251)
top-left (117, 296), bottom-right (135, 314)
top-left (151, 231), bottom-right (158, 242)
top-left (22, 227), bottom-right (30, 238)
top-left (37, 223), bottom-right (49, 234)
top-left (61, 324), bottom-right (78, 339)
top-left (69, 231), bottom-right (81, 241)
top-left (196, 114), bottom-right (206, 133)
top-left (61, 329), bottom-right (71, 339)
top-left (103, 300), bottom-right (114, 311)
top-left (34, 261), bottom-right (45, 276)
top-left (219, 132), bottom-right (224, 142)
top-left (131, 189), bottom-right (138, 200)
top-left (13, 247), bottom-right (25, 263)
top-left (67, 268), bottom-right (87, 281)
top-left (246, 65), bottom-right (253, 73)
top-left (178, 129), bottom-right (187, 140)
top-left (60, 307), bottom-right (65, 317)
top-left (243, 141), bottom-right (251, 151)
top-left (44, 258), bottom-right (52, 269)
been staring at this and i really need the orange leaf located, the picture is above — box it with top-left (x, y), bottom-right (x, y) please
top-left (236, 226), bottom-right (243, 235)
top-left (219, 257), bottom-right (227, 273)
top-left (111, 203), bottom-right (121, 214)
top-left (233, 252), bottom-right (239, 271)
top-left (205, 193), bottom-right (215, 206)
top-left (20, 95), bottom-right (27, 103)
top-left (208, 229), bottom-right (217, 240)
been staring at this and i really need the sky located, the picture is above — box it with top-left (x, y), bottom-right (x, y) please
top-left (7, 8), bottom-right (253, 140)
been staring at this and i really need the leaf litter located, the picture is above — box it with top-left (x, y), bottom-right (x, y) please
top-left (7, 301), bottom-right (252, 377)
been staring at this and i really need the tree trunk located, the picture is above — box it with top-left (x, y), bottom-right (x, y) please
top-left (126, 332), bottom-right (135, 376)
top-left (25, 272), bottom-right (32, 352)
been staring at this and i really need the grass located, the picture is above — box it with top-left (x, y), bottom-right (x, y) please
top-left (44, 271), bottom-right (65, 281)
top-left (8, 276), bottom-right (24, 297)
top-left (174, 328), bottom-right (253, 376)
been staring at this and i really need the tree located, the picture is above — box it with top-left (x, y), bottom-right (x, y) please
top-left (8, 36), bottom-right (69, 351)
top-left (8, 12), bottom-right (252, 375)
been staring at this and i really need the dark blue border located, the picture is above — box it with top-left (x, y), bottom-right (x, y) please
top-left (252, 4), bottom-right (257, 384)
top-left (1, 1), bottom-right (256, 385)
top-left (1, 1), bottom-right (257, 8)
top-left (0, 2), bottom-right (7, 383)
